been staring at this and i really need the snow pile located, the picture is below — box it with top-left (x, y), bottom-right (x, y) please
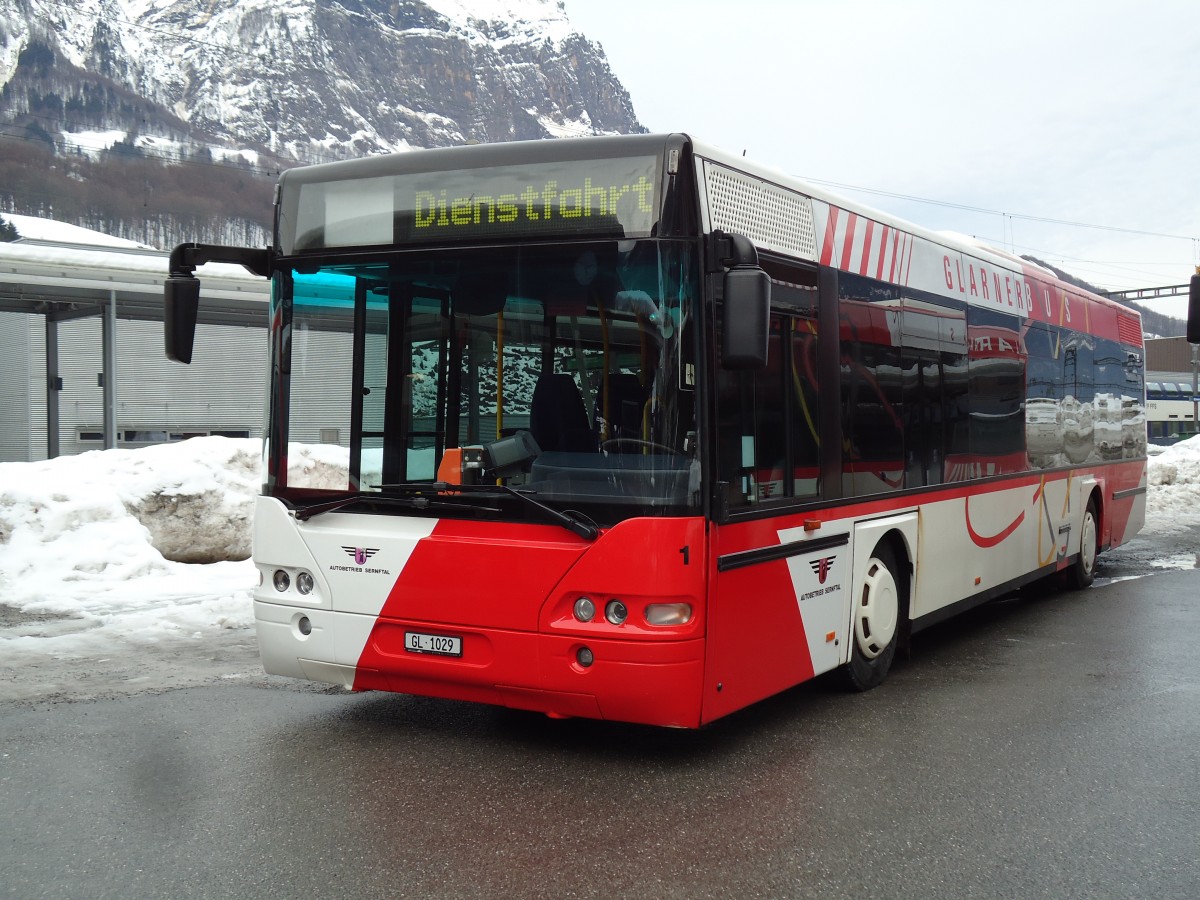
top-left (1145, 434), bottom-right (1200, 532)
top-left (0, 437), bottom-right (351, 653)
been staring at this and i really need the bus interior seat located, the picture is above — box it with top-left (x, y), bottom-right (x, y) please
top-left (530, 373), bottom-right (596, 453)
top-left (596, 372), bottom-right (649, 444)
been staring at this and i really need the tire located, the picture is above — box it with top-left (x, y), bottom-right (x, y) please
top-left (840, 541), bottom-right (903, 692)
top-left (1067, 498), bottom-right (1099, 590)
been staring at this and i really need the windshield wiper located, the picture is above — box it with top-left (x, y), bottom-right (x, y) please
top-left (493, 485), bottom-right (599, 541)
top-left (291, 490), bottom-right (499, 522)
top-left (374, 482), bottom-right (600, 541)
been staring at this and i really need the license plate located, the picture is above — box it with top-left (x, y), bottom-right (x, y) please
top-left (405, 631), bottom-right (463, 657)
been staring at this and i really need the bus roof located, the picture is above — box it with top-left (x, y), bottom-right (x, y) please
top-left (275, 132), bottom-right (1133, 323)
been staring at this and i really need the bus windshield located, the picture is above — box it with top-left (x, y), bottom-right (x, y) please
top-left (269, 239), bottom-right (700, 524)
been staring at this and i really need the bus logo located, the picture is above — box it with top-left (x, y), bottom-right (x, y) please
top-left (342, 546), bottom-right (378, 566)
top-left (809, 556), bottom-right (837, 584)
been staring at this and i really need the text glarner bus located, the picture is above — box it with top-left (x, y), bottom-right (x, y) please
top-left (164, 135), bottom-right (1148, 728)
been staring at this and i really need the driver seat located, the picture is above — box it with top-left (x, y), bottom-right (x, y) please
top-left (530, 374), bottom-right (596, 453)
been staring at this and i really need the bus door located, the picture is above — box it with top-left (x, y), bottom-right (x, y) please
top-left (346, 275), bottom-right (451, 488)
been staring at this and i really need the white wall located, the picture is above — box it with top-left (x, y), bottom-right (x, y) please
top-left (0, 312), bottom-right (267, 462)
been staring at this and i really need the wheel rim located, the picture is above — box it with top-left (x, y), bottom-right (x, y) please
top-left (1080, 510), bottom-right (1097, 577)
top-left (855, 556), bottom-right (899, 659)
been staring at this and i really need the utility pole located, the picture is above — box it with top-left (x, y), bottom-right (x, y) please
top-left (1193, 342), bottom-right (1198, 438)
top-left (1193, 267), bottom-right (1200, 438)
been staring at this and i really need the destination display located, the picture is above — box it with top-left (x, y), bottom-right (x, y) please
top-left (288, 155), bottom-right (662, 252)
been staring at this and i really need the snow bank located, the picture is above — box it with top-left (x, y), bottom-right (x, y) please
top-left (0, 437), bottom-right (351, 653)
top-left (1145, 433), bottom-right (1200, 532)
top-left (0, 436), bottom-right (261, 565)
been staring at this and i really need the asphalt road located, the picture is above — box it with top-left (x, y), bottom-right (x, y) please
top-left (2, 566), bottom-right (1199, 899)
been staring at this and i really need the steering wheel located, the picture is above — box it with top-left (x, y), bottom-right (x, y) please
top-left (600, 438), bottom-right (681, 456)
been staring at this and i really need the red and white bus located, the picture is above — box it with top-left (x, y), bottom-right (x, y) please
top-left (164, 134), bottom-right (1147, 727)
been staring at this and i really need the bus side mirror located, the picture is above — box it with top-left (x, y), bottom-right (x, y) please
top-left (1188, 272), bottom-right (1200, 345)
top-left (722, 266), bottom-right (771, 369)
top-left (164, 275), bottom-right (200, 364)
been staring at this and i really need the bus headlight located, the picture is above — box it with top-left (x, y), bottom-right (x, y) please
top-left (296, 571), bottom-right (314, 595)
top-left (645, 602), bottom-right (692, 625)
top-left (573, 597), bottom-right (596, 622)
top-left (605, 599), bottom-right (628, 625)
top-left (273, 570), bottom-right (290, 592)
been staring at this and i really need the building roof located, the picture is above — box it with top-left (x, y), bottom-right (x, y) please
top-left (0, 217), bottom-right (269, 328)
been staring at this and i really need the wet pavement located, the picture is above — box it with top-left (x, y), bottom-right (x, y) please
top-left (1093, 526), bottom-right (1200, 585)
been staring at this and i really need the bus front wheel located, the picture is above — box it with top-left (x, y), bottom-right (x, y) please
top-left (841, 542), bottom-right (902, 692)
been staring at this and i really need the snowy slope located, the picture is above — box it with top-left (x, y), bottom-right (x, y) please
top-left (0, 0), bottom-right (641, 164)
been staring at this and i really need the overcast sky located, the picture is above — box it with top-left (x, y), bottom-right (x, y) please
top-left (564, 0), bottom-right (1200, 317)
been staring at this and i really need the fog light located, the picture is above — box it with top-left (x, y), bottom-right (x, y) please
top-left (573, 596), bottom-right (596, 622)
top-left (296, 571), bottom-right (314, 595)
top-left (273, 569), bottom-right (290, 592)
top-left (605, 599), bottom-right (628, 625)
top-left (298, 616), bottom-right (312, 636)
top-left (645, 602), bottom-right (692, 625)
top-left (576, 646), bottom-right (594, 667)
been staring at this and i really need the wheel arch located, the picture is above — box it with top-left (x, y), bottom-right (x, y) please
top-left (877, 527), bottom-right (914, 648)
top-left (851, 513), bottom-right (918, 631)
top-left (1087, 484), bottom-right (1107, 552)
top-left (840, 512), bottom-right (918, 690)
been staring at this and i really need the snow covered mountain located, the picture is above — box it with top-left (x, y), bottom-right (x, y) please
top-left (0, 0), bottom-right (641, 165)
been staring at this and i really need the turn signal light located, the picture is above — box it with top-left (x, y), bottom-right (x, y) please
top-left (645, 602), bottom-right (692, 626)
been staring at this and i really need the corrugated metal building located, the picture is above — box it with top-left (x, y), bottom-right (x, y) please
top-left (0, 312), bottom-right (266, 461)
top-left (0, 215), bottom-right (272, 463)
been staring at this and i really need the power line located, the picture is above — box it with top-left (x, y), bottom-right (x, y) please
top-left (803, 176), bottom-right (1200, 244)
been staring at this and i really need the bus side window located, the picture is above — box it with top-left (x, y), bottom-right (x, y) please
top-left (715, 260), bottom-right (822, 512)
top-left (716, 315), bottom-right (785, 507)
top-left (1023, 321), bottom-right (1062, 471)
top-left (966, 307), bottom-right (1026, 475)
top-left (716, 310), bottom-right (821, 510)
top-left (899, 295), bottom-right (967, 488)
top-left (838, 274), bottom-right (904, 497)
top-left (789, 318), bottom-right (821, 498)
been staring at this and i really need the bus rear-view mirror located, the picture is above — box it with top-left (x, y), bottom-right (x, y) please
top-left (722, 266), bottom-right (770, 369)
top-left (164, 275), bottom-right (201, 364)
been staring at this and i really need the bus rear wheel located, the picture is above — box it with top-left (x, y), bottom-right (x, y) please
top-left (841, 542), bottom-right (902, 692)
top-left (1067, 498), bottom-right (1099, 590)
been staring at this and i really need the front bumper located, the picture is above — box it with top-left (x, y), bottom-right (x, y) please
top-left (254, 600), bottom-right (706, 728)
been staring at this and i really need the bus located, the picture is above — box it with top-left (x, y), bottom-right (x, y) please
top-left (163, 134), bottom-right (1148, 728)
